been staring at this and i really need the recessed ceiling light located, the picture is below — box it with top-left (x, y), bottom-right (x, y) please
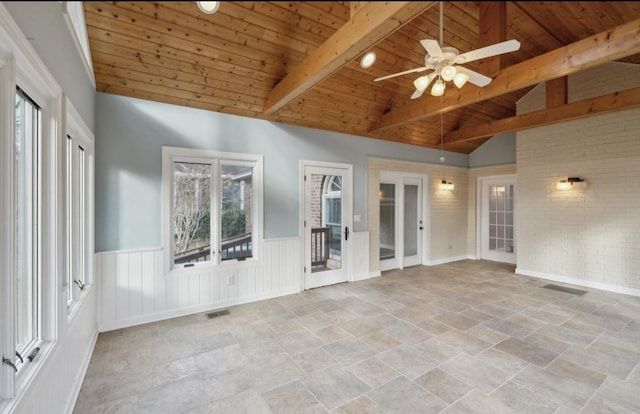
top-left (360, 51), bottom-right (376, 69)
top-left (197, 1), bottom-right (220, 14)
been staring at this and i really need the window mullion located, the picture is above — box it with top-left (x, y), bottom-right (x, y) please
top-left (212, 160), bottom-right (220, 265)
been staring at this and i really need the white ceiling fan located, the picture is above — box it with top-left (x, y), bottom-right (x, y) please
top-left (374, 2), bottom-right (521, 99)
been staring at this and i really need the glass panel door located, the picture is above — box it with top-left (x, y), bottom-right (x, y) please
top-left (488, 184), bottom-right (514, 254)
top-left (481, 176), bottom-right (516, 264)
top-left (380, 172), bottom-right (425, 271)
top-left (403, 179), bottom-right (422, 267)
top-left (304, 164), bottom-right (351, 290)
top-left (379, 183), bottom-right (395, 262)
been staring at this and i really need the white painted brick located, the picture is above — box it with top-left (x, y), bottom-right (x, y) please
top-left (516, 62), bottom-right (640, 291)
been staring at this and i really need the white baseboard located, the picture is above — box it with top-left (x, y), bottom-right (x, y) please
top-left (427, 255), bottom-right (469, 266)
top-left (98, 287), bottom-right (300, 332)
top-left (369, 271), bottom-right (381, 278)
top-left (65, 329), bottom-right (99, 414)
top-left (516, 268), bottom-right (640, 298)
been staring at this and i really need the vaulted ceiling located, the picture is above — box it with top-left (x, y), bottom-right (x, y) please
top-left (84, 2), bottom-right (640, 154)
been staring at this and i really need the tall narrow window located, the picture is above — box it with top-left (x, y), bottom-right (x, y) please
top-left (66, 135), bottom-right (73, 306)
top-left (77, 146), bottom-right (86, 288)
top-left (65, 98), bottom-right (93, 315)
top-left (15, 87), bottom-right (42, 362)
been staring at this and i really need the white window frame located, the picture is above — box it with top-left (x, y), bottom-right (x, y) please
top-left (64, 97), bottom-right (94, 319)
top-left (162, 146), bottom-right (263, 274)
top-left (0, 4), bottom-right (62, 405)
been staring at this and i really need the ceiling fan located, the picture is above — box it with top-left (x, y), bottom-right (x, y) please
top-left (374, 2), bottom-right (521, 99)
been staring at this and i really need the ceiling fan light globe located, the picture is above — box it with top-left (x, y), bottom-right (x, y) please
top-left (431, 79), bottom-right (445, 97)
top-left (453, 72), bottom-right (470, 88)
top-left (441, 65), bottom-right (457, 82)
top-left (197, 1), bottom-right (220, 14)
top-left (413, 75), bottom-right (430, 92)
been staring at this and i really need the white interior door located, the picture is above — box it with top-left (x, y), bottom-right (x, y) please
top-left (479, 175), bottom-right (516, 264)
top-left (380, 172), bottom-right (426, 271)
top-left (302, 162), bottom-right (352, 289)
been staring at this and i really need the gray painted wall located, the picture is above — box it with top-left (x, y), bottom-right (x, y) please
top-left (4, 1), bottom-right (95, 131)
top-left (95, 93), bottom-right (468, 251)
top-left (469, 133), bottom-right (516, 168)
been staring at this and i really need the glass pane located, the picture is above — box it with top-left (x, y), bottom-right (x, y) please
top-left (221, 164), bottom-right (253, 260)
top-left (311, 174), bottom-right (342, 273)
top-left (173, 162), bottom-right (212, 265)
top-left (78, 147), bottom-right (85, 283)
top-left (66, 136), bottom-right (73, 304)
top-left (403, 184), bottom-right (418, 257)
top-left (15, 89), bottom-right (39, 354)
top-left (379, 183), bottom-right (395, 260)
top-left (488, 184), bottom-right (515, 255)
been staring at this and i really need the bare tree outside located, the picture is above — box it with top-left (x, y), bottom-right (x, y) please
top-left (173, 162), bottom-right (211, 262)
top-left (172, 162), bottom-right (254, 264)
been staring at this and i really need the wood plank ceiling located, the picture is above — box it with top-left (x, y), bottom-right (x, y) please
top-left (84, 2), bottom-right (640, 154)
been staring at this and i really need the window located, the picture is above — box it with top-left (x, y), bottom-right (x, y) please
top-left (65, 98), bottom-right (94, 315)
top-left (15, 87), bottom-right (42, 368)
top-left (1, 5), bottom-right (65, 403)
top-left (78, 145), bottom-right (86, 287)
top-left (66, 136), bottom-right (73, 306)
top-left (163, 147), bottom-right (262, 271)
top-left (67, 136), bottom-right (88, 307)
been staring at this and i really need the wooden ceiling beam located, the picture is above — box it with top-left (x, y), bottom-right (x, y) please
top-left (479, 2), bottom-right (507, 77)
top-left (445, 86), bottom-right (640, 143)
top-left (370, 17), bottom-right (640, 133)
top-left (263, 1), bottom-right (437, 115)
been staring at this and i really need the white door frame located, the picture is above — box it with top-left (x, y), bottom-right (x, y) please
top-left (476, 174), bottom-right (517, 264)
top-left (300, 160), bottom-right (353, 290)
top-left (379, 171), bottom-right (428, 271)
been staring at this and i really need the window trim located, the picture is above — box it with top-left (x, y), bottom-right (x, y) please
top-left (62, 2), bottom-right (95, 88)
top-left (162, 146), bottom-right (263, 275)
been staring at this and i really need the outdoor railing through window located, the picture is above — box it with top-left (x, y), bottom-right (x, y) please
top-left (174, 232), bottom-right (252, 263)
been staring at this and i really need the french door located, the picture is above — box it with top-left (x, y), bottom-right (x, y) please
top-left (302, 162), bottom-right (352, 289)
top-left (479, 175), bottom-right (516, 264)
top-left (379, 172), bottom-right (426, 271)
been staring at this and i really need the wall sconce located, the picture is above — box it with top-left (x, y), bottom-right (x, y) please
top-left (440, 180), bottom-right (454, 190)
top-left (557, 177), bottom-right (586, 190)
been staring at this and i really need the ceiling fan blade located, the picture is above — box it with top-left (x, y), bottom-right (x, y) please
top-left (410, 89), bottom-right (424, 100)
top-left (374, 66), bottom-right (429, 82)
top-left (420, 39), bottom-right (443, 58)
top-left (454, 39), bottom-right (521, 64)
top-left (456, 66), bottom-right (492, 87)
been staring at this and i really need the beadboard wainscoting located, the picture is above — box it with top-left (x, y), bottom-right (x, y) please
top-left (96, 234), bottom-right (371, 332)
top-left (349, 231), bottom-right (370, 282)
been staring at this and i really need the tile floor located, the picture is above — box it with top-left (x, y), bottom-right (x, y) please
top-left (73, 260), bottom-right (640, 413)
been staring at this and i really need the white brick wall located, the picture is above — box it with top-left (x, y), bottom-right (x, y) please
top-left (368, 157), bottom-right (468, 273)
top-left (516, 62), bottom-right (640, 292)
